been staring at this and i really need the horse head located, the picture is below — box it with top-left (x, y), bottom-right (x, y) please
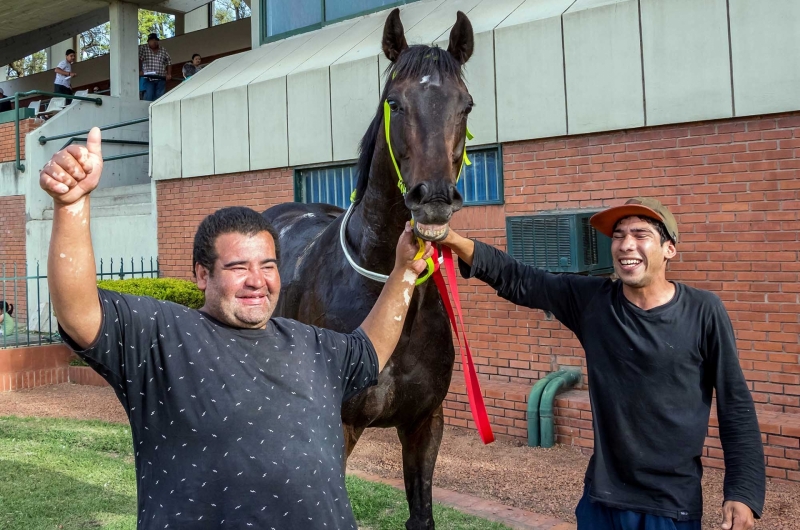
top-left (355, 8), bottom-right (475, 242)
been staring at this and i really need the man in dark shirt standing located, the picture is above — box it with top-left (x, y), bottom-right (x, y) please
top-left (38, 128), bottom-right (433, 529)
top-left (442, 197), bottom-right (764, 530)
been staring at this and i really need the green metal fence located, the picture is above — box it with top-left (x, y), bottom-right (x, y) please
top-left (0, 257), bottom-right (159, 349)
top-left (0, 90), bottom-right (103, 172)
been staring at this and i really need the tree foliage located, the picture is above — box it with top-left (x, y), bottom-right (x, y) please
top-left (80, 22), bottom-right (110, 60)
top-left (137, 9), bottom-right (175, 44)
top-left (78, 10), bottom-right (175, 62)
top-left (213, 0), bottom-right (251, 25)
top-left (7, 50), bottom-right (47, 79)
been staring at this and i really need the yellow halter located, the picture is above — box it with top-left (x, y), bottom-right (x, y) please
top-left (347, 100), bottom-right (474, 286)
top-left (383, 99), bottom-right (473, 195)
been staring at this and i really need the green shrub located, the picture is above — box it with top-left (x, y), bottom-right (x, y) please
top-left (97, 278), bottom-right (205, 309)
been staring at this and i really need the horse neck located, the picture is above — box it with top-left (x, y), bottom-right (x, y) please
top-left (346, 143), bottom-right (409, 276)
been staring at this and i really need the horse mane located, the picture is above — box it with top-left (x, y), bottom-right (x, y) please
top-left (352, 45), bottom-right (464, 204)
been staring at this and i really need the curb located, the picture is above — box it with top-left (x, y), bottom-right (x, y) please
top-left (347, 469), bottom-right (576, 530)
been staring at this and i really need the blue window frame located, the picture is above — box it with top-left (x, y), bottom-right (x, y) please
top-left (261, 0), bottom-right (419, 43)
top-left (456, 147), bottom-right (503, 206)
top-left (296, 164), bottom-right (359, 210)
top-left (295, 146), bottom-right (503, 209)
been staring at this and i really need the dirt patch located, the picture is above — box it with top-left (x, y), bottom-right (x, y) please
top-left (1, 384), bottom-right (798, 529)
top-left (347, 428), bottom-right (800, 530)
top-left (0, 383), bottom-right (127, 424)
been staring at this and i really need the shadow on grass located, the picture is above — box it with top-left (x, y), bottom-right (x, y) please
top-left (0, 458), bottom-right (137, 530)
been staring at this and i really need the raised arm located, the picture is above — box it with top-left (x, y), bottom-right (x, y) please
top-left (359, 223), bottom-right (432, 370)
top-left (40, 127), bottom-right (104, 349)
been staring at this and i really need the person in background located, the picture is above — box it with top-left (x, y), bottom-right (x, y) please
top-left (182, 53), bottom-right (204, 79)
top-left (54, 49), bottom-right (77, 103)
top-left (138, 33), bottom-right (171, 101)
top-left (0, 88), bottom-right (12, 113)
top-left (0, 302), bottom-right (16, 336)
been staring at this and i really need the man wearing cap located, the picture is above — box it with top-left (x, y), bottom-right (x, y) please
top-left (138, 33), bottom-right (171, 101)
top-left (441, 198), bottom-right (764, 530)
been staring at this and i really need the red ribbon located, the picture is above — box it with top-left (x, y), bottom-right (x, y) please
top-left (431, 245), bottom-right (495, 444)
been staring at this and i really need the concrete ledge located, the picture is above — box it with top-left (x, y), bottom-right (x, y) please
top-left (0, 343), bottom-right (72, 391)
top-left (68, 365), bottom-right (109, 387)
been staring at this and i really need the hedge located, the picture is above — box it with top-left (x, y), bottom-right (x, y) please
top-left (96, 278), bottom-right (205, 309)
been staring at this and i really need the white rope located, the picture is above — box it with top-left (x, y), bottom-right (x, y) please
top-left (339, 203), bottom-right (390, 284)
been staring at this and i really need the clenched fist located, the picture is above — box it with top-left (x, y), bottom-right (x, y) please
top-left (39, 126), bottom-right (103, 205)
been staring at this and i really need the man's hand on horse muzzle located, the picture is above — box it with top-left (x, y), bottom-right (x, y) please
top-left (396, 222), bottom-right (433, 277)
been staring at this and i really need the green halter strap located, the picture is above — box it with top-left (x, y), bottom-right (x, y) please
top-left (345, 101), bottom-right (475, 287)
top-left (383, 99), bottom-right (474, 196)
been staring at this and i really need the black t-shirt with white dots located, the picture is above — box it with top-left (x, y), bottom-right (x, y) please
top-left (61, 289), bottom-right (379, 529)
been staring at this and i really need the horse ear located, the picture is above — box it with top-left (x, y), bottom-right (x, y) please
top-left (447, 11), bottom-right (474, 65)
top-left (382, 8), bottom-right (408, 63)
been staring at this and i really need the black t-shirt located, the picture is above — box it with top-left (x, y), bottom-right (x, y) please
top-left (61, 289), bottom-right (379, 529)
top-left (461, 241), bottom-right (765, 521)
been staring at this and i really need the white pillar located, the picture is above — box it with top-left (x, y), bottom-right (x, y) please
top-left (250, 0), bottom-right (260, 49)
top-left (174, 14), bottom-right (185, 36)
top-left (110, 0), bottom-right (139, 99)
top-left (47, 39), bottom-right (74, 70)
top-left (0, 66), bottom-right (7, 82)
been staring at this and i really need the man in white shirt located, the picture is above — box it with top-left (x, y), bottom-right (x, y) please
top-left (54, 49), bottom-right (77, 103)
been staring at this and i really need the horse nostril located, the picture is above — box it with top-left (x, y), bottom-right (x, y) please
top-left (405, 183), bottom-right (428, 208)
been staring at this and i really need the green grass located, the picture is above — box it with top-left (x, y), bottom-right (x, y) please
top-left (347, 475), bottom-right (510, 530)
top-left (0, 416), bottom-right (509, 529)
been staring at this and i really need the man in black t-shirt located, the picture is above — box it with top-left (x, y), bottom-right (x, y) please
top-left (39, 128), bottom-right (433, 529)
top-left (441, 198), bottom-right (764, 530)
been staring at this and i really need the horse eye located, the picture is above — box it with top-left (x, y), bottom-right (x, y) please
top-left (388, 100), bottom-right (399, 112)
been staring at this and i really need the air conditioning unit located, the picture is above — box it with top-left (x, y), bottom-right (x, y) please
top-left (506, 211), bottom-right (613, 274)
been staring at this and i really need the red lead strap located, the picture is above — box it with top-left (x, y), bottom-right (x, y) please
top-left (432, 246), bottom-right (495, 444)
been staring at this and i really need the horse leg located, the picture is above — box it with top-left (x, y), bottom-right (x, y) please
top-left (343, 424), bottom-right (365, 469)
top-left (397, 405), bottom-right (444, 530)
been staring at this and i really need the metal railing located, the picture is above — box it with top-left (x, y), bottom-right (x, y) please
top-left (37, 117), bottom-right (150, 162)
top-left (0, 90), bottom-right (103, 172)
top-left (0, 257), bottom-right (159, 349)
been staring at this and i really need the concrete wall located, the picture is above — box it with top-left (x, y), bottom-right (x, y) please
top-left (185, 3), bottom-right (210, 33)
top-left (0, 18), bottom-right (251, 96)
top-left (21, 97), bottom-right (158, 328)
top-left (152, 0), bottom-right (800, 180)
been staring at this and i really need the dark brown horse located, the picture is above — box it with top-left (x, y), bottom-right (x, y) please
top-left (263, 9), bottom-right (474, 529)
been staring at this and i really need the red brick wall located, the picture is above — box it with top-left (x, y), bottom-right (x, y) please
top-left (155, 112), bottom-right (800, 413)
top-left (156, 168), bottom-right (294, 278)
top-left (0, 344), bottom-right (72, 391)
top-left (449, 111), bottom-right (800, 414)
top-left (0, 195), bottom-right (27, 321)
top-left (0, 118), bottom-right (37, 163)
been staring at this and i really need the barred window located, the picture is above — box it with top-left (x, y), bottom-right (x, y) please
top-left (296, 146), bottom-right (503, 209)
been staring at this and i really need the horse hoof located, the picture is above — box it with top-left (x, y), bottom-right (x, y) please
top-left (405, 519), bottom-right (434, 530)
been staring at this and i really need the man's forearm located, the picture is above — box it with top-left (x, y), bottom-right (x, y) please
top-left (443, 230), bottom-right (475, 266)
top-left (48, 196), bottom-right (101, 349)
top-left (359, 269), bottom-right (417, 371)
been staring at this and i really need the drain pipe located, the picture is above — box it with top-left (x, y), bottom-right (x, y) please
top-left (539, 370), bottom-right (581, 449)
top-left (526, 370), bottom-right (566, 447)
